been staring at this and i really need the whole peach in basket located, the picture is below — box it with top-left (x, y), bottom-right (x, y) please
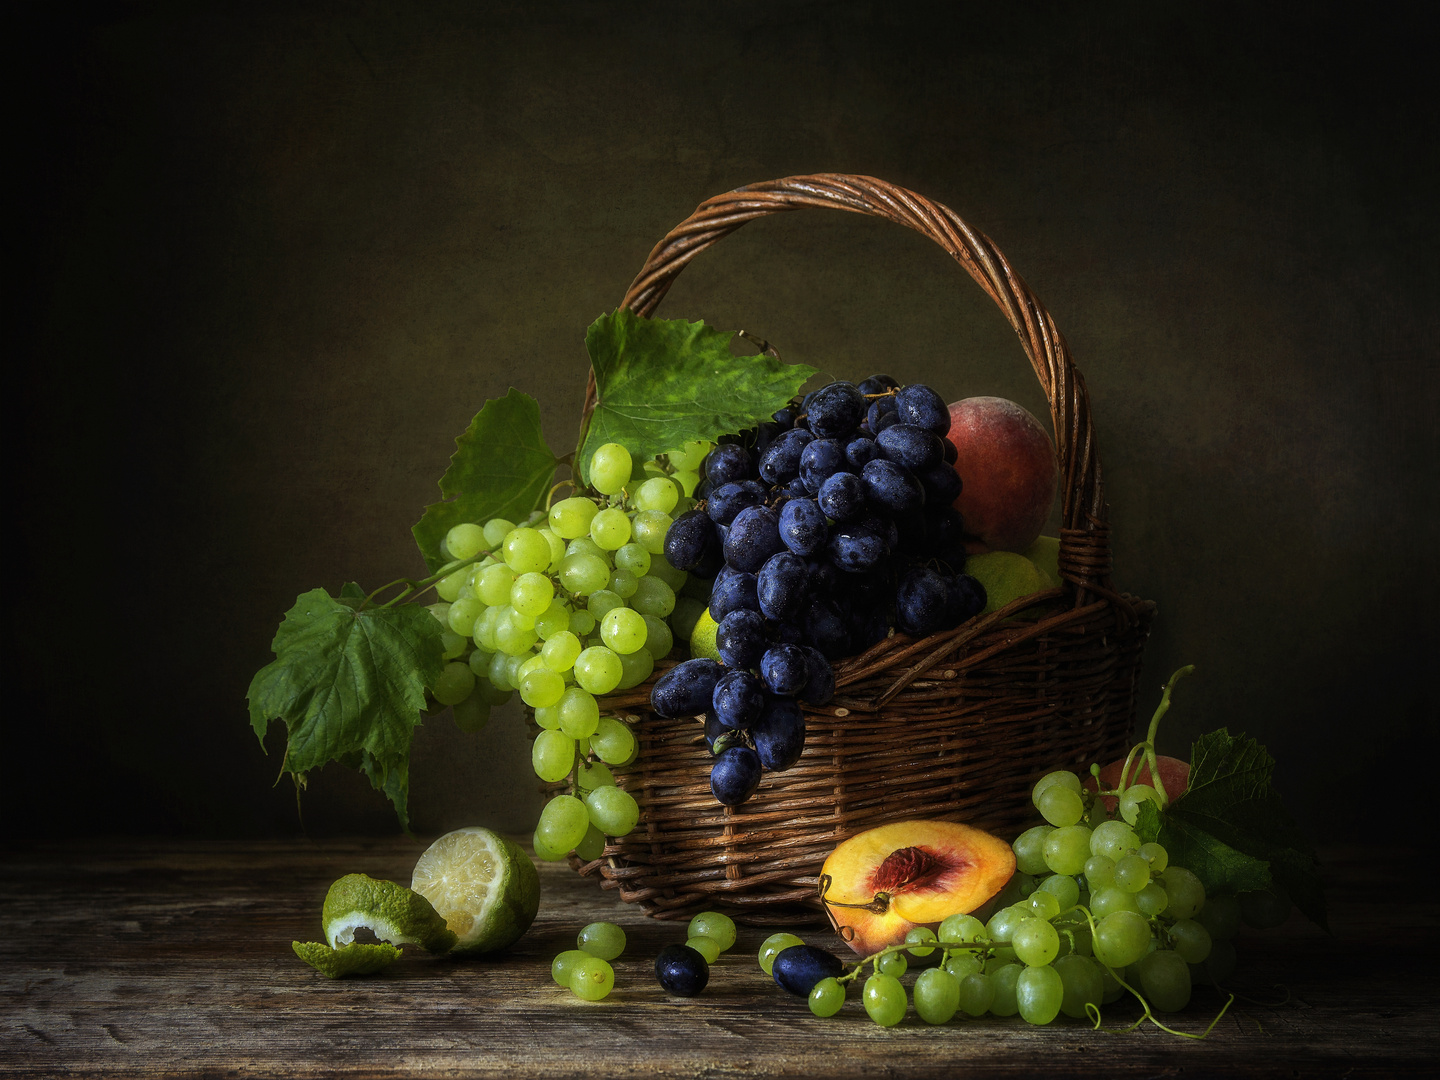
top-left (819, 820), bottom-right (1016, 956)
top-left (946, 396), bottom-right (1059, 554)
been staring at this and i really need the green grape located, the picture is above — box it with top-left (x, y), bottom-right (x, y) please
top-left (809, 977), bottom-right (845, 1017)
top-left (577, 922), bottom-right (626, 961)
top-left (549, 497), bottom-right (599, 540)
top-left (433, 662), bottom-right (476, 706)
top-left (576, 759), bottom-right (615, 794)
top-left (531, 731), bottom-right (576, 783)
top-left (1013, 917), bottom-right (1060, 967)
top-left (608, 567), bottom-right (639, 599)
top-left (1016, 964), bottom-right (1063, 1025)
top-left (1113, 854), bottom-right (1151, 893)
top-left (1195, 893), bottom-right (1241, 940)
top-left (558, 687), bottom-right (601, 739)
top-left (1090, 885), bottom-right (1143, 918)
top-left (551, 948), bottom-right (590, 987)
top-left (482, 518), bottom-right (516, 548)
top-left (1036, 785), bottom-right (1085, 828)
top-left (1042, 825), bottom-right (1092, 876)
top-left (508, 606), bottom-right (537, 632)
top-left (439, 631), bottom-right (468, 660)
top-left (1027, 890), bottom-right (1061, 920)
top-left (938, 913), bottom-right (986, 944)
top-left (1099, 964), bottom-right (1126, 1003)
top-left (876, 951), bottom-right (907, 977)
top-left (532, 828), bottom-right (569, 862)
top-left (447, 596), bottom-right (485, 637)
top-left (445, 522), bottom-right (486, 562)
top-left (435, 565), bottom-right (471, 602)
top-left (589, 717), bottom-right (637, 766)
top-left (759, 933), bottom-right (804, 975)
top-left (473, 606), bottom-right (502, 652)
top-left (574, 646), bottom-right (623, 695)
top-left (426, 601), bottom-right (452, 626)
top-left (559, 553), bottom-right (610, 596)
top-left (476, 564), bottom-right (516, 606)
top-left (1133, 948), bottom-right (1191, 1012)
top-left (537, 527), bottom-right (567, 570)
top-left (630, 575), bottom-right (676, 617)
top-left (862, 973), bottom-right (907, 1027)
top-left (566, 535), bottom-right (612, 565)
top-left (589, 508), bottom-right (632, 550)
top-left (569, 608), bottom-right (597, 637)
top-left (1038, 873), bottom-right (1080, 911)
top-left (587, 589), bottom-right (625, 621)
top-left (510, 572), bottom-right (555, 617)
top-left (985, 904), bottom-right (1028, 944)
top-left (537, 794), bottom-right (591, 853)
top-left (541, 631), bottom-right (582, 672)
top-left (645, 551), bottom-right (688, 591)
top-left (640, 614), bottom-right (673, 658)
top-left (534, 600), bottom-right (571, 640)
top-left (1119, 783), bottom-right (1162, 825)
top-left (589, 443), bottom-right (633, 496)
top-left (631, 510), bottom-right (673, 554)
top-left (987, 947), bottom-right (1018, 967)
top-left (1054, 953), bottom-right (1104, 1018)
top-left (586, 785), bottom-right (640, 836)
top-left (1090, 820), bottom-right (1141, 862)
top-left (989, 963), bottom-right (1023, 1016)
top-left (520, 666), bottom-right (565, 708)
top-left (956, 972), bottom-right (995, 1016)
top-left (615, 647), bottom-right (654, 690)
top-left (944, 950), bottom-right (982, 980)
top-left (503, 528), bottom-right (552, 574)
top-left (570, 955), bottom-right (615, 1000)
top-left (1033, 769), bottom-right (1082, 801)
top-left (1084, 854), bottom-right (1116, 889)
top-left (451, 692), bottom-right (489, 734)
top-left (1092, 910), bottom-right (1153, 969)
top-left (904, 926), bottom-right (938, 957)
top-left (487, 650), bottom-right (516, 691)
top-left (574, 824), bottom-right (606, 862)
top-left (633, 476), bottom-right (680, 513)
top-left (600, 607), bottom-right (648, 654)
top-left (494, 609), bottom-right (539, 656)
top-left (613, 542), bottom-right (651, 576)
top-left (913, 967), bottom-right (960, 1024)
top-left (1139, 841), bottom-right (1169, 873)
top-left (1161, 867), bottom-right (1206, 921)
top-left (467, 647), bottom-right (495, 677)
top-left (688, 911), bottom-right (736, 952)
top-left (1167, 919), bottom-right (1213, 964)
top-left (504, 652), bottom-right (530, 688)
top-left (1136, 882), bottom-right (1170, 916)
top-left (534, 703), bottom-right (562, 731)
top-left (686, 936), bottom-right (721, 963)
top-left (1012, 825), bottom-right (1054, 876)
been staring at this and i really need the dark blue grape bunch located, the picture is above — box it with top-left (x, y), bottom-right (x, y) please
top-left (655, 374), bottom-right (987, 809)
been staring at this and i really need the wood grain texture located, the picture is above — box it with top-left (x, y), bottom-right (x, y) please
top-left (1, 839), bottom-right (1433, 1078)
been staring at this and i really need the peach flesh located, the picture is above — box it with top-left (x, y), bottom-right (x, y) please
top-left (946, 397), bottom-right (1058, 554)
top-left (820, 820), bottom-right (1016, 956)
top-left (1084, 755), bottom-right (1191, 813)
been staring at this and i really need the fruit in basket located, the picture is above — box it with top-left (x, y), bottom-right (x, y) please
top-left (1084, 755), bottom-right (1191, 813)
top-left (819, 820), bottom-right (1017, 956)
top-left (963, 550), bottom-right (1052, 615)
top-left (945, 396), bottom-right (1058, 553)
top-left (409, 827), bottom-right (540, 956)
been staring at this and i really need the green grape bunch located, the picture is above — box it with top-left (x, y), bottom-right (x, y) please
top-left (425, 438), bottom-right (712, 863)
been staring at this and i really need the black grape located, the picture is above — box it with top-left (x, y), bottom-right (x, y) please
top-left (798, 438), bottom-right (849, 493)
top-left (655, 944), bottom-right (709, 996)
top-left (723, 505), bottom-right (786, 574)
top-left (712, 669), bottom-right (766, 730)
top-left (705, 443), bottom-right (753, 487)
top-left (856, 373), bottom-right (901, 396)
top-left (751, 696), bottom-right (806, 771)
top-left (709, 571), bottom-right (760, 620)
top-left (805, 382), bottom-right (867, 437)
top-left (758, 428), bottom-right (814, 485)
top-left (772, 945), bottom-right (844, 996)
top-left (817, 472), bottom-right (867, 522)
top-left (651, 658), bottom-right (723, 718)
top-left (896, 383), bottom-right (951, 436)
top-left (715, 609), bottom-right (768, 669)
top-left (707, 479), bottom-right (767, 525)
top-left (756, 552), bottom-right (809, 621)
top-left (710, 746), bottom-right (763, 805)
top-left (896, 566), bottom-right (952, 637)
top-left (664, 509), bottom-right (718, 572)
top-left (759, 644), bottom-right (809, 696)
top-left (876, 423), bottom-right (945, 470)
top-left (778, 498), bottom-right (828, 556)
top-left (827, 525), bottom-right (888, 573)
top-left (861, 458), bottom-right (925, 514)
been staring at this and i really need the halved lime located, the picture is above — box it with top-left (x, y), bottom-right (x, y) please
top-left (411, 827), bottom-right (541, 956)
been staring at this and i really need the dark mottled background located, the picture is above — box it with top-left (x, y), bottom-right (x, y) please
top-left (12, 1), bottom-right (1436, 844)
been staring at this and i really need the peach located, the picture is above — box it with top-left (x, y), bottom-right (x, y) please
top-left (946, 397), bottom-right (1058, 554)
top-left (819, 819), bottom-right (1016, 956)
top-left (1084, 755), bottom-right (1191, 813)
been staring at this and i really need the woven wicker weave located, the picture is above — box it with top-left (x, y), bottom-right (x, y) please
top-left (570, 174), bottom-right (1153, 925)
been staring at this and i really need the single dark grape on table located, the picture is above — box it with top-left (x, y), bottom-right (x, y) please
top-left (654, 944), bottom-right (709, 996)
top-left (772, 944), bottom-right (845, 996)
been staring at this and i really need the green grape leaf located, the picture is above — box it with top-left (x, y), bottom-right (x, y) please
top-left (577, 309), bottom-right (816, 485)
top-left (247, 588), bottom-right (447, 830)
top-left (1149, 729), bottom-right (1326, 928)
top-left (413, 388), bottom-right (559, 572)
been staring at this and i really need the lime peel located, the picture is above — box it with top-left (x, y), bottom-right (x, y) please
top-left (321, 873), bottom-right (458, 953)
top-left (292, 940), bottom-right (402, 979)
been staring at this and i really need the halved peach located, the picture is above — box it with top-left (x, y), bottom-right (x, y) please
top-left (819, 819), bottom-right (1016, 956)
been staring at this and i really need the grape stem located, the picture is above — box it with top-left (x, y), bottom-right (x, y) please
top-left (1118, 665), bottom-right (1195, 809)
top-left (357, 551), bottom-right (494, 611)
top-left (835, 938), bottom-right (987, 985)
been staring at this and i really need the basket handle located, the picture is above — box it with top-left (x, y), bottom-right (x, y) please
top-left (586, 173), bottom-right (1116, 599)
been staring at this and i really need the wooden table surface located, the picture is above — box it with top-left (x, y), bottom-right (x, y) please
top-left (1, 838), bottom-right (1433, 1078)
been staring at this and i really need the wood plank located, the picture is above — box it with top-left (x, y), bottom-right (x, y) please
top-left (0, 840), bottom-right (1433, 1078)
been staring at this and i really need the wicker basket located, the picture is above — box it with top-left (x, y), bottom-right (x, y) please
top-left (570, 174), bottom-right (1153, 925)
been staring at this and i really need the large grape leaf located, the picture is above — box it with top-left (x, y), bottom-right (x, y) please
top-left (1135, 728), bottom-right (1326, 928)
top-left (247, 588), bottom-right (446, 830)
top-left (412, 389), bottom-right (558, 572)
top-left (577, 309), bottom-right (815, 484)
